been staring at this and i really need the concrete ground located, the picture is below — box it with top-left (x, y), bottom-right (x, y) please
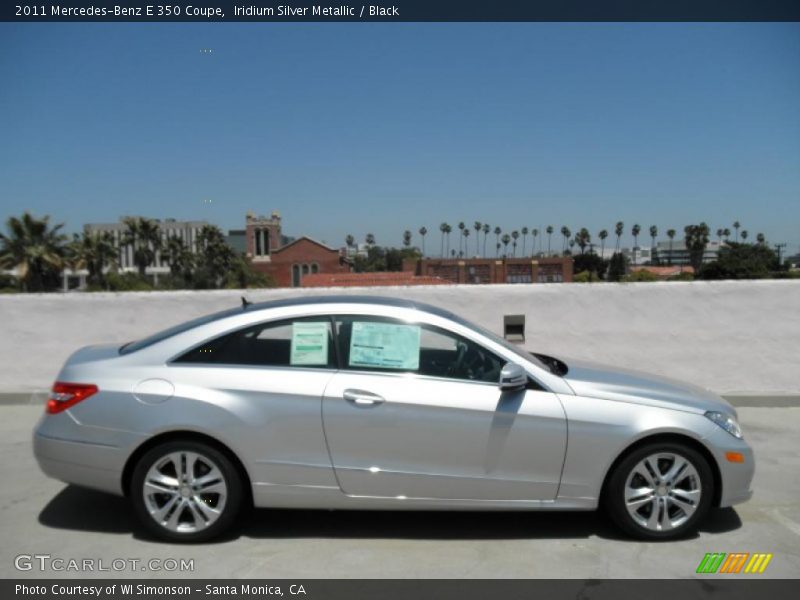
top-left (1, 405), bottom-right (798, 579)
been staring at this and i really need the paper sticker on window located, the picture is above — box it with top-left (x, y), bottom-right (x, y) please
top-left (290, 322), bottom-right (329, 366)
top-left (349, 322), bottom-right (420, 370)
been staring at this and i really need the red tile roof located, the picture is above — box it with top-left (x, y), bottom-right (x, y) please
top-left (301, 271), bottom-right (449, 288)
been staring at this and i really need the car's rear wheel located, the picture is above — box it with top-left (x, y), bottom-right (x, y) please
top-left (605, 442), bottom-right (714, 540)
top-left (131, 440), bottom-right (244, 542)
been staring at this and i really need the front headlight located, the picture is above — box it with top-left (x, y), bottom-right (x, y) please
top-left (705, 411), bottom-right (743, 439)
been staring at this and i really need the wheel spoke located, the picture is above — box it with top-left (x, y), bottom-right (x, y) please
top-left (632, 463), bottom-right (657, 488)
top-left (166, 499), bottom-right (185, 529)
top-left (645, 457), bottom-right (664, 482)
top-left (192, 496), bottom-right (222, 520)
top-left (669, 488), bottom-right (700, 514)
top-left (185, 499), bottom-right (208, 528)
top-left (645, 497), bottom-right (661, 529)
top-left (663, 456), bottom-right (687, 485)
top-left (151, 494), bottom-right (180, 523)
top-left (185, 452), bottom-right (199, 484)
top-left (145, 480), bottom-right (177, 495)
top-left (148, 471), bottom-right (179, 488)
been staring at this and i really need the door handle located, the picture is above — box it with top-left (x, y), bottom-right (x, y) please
top-left (343, 389), bottom-right (385, 406)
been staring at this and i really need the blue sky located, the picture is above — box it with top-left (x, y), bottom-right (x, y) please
top-left (1, 23), bottom-right (798, 251)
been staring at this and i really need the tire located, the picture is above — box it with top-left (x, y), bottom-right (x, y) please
top-left (604, 442), bottom-right (714, 540)
top-left (130, 440), bottom-right (244, 543)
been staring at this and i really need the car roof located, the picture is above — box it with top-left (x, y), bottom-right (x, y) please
top-left (243, 294), bottom-right (456, 319)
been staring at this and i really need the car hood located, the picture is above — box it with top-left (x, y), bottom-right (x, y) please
top-left (560, 357), bottom-right (735, 415)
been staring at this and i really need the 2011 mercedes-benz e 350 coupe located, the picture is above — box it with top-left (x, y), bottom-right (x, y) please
top-left (34, 296), bottom-right (754, 542)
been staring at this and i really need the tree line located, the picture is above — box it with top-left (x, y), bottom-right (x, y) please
top-left (344, 220), bottom-right (792, 281)
top-left (0, 213), bottom-right (274, 292)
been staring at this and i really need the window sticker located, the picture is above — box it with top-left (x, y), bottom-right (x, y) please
top-left (349, 322), bottom-right (420, 370)
top-left (290, 322), bottom-right (329, 366)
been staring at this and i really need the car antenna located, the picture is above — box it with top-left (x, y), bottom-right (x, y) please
top-left (241, 296), bottom-right (252, 309)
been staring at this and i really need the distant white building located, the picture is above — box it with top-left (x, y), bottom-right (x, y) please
top-left (651, 239), bottom-right (724, 266)
top-left (84, 217), bottom-right (209, 274)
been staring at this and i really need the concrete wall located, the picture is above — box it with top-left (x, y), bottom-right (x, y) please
top-left (1, 280), bottom-right (798, 395)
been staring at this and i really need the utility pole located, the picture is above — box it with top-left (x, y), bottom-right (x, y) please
top-left (774, 243), bottom-right (786, 266)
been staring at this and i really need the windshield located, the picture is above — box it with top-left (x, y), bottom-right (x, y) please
top-left (119, 306), bottom-right (245, 355)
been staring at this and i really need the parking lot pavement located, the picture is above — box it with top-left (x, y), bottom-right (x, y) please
top-left (1, 405), bottom-right (798, 579)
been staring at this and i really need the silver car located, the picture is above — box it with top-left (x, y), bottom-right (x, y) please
top-left (34, 296), bottom-right (754, 542)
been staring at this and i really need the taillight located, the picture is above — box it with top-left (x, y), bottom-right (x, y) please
top-left (47, 382), bottom-right (98, 414)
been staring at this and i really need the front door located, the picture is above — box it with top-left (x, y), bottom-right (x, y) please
top-left (322, 316), bottom-right (567, 501)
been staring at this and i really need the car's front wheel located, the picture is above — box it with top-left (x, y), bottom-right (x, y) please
top-left (131, 440), bottom-right (244, 542)
top-left (605, 442), bottom-right (714, 540)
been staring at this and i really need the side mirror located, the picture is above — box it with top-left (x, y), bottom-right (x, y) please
top-left (499, 362), bottom-right (527, 391)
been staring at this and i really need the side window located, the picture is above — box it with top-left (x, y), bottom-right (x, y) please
top-left (336, 316), bottom-right (504, 383)
top-left (174, 317), bottom-right (335, 368)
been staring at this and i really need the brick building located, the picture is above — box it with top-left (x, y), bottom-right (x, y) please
top-left (301, 271), bottom-right (448, 288)
top-left (244, 211), bottom-right (351, 287)
top-left (403, 257), bottom-right (573, 284)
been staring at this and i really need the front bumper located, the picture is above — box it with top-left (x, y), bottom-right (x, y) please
top-left (703, 426), bottom-right (755, 507)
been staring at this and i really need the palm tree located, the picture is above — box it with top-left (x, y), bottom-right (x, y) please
top-left (496, 242), bottom-right (501, 256)
top-left (164, 234), bottom-right (194, 283)
top-left (666, 228), bottom-right (676, 266)
top-left (684, 222), bottom-right (710, 273)
top-left (195, 225), bottom-right (236, 288)
top-left (69, 230), bottom-right (119, 289)
top-left (418, 227), bottom-right (427, 257)
top-left (445, 224), bottom-right (453, 257)
top-left (501, 233), bottom-right (511, 257)
top-left (482, 223), bottom-right (490, 257)
top-left (494, 226), bottom-right (501, 255)
top-left (740, 230), bottom-right (749, 242)
top-left (0, 212), bottom-right (67, 292)
top-left (560, 226), bottom-right (571, 254)
top-left (531, 228), bottom-right (539, 256)
top-left (614, 221), bottom-right (624, 252)
top-left (122, 217), bottom-right (162, 278)
top-left (716, 228), bottom-right (724, 243)
top-left (473, 221), bottom-right (482, 256)
top-left (598, 229), bottom-right (608, 257)
top-left (631, 224), bottom-right (641, 265)
top-left (511, 230), bottom-right (519, 257)
top-left (402, 230), bottom-right (412, 247)
top-left (575, 228), bottom-right (591, 254)
top-left (649, 225), bottom-right (658, 264)
top-left (457, 222), bottom-right (465, 256)
top-left (733, 221), bottom-right (741, 243)
top-left (521, 227), bottom-right (529, 256)
top-left (546, 225), bottom-right (554, 255)
top-left (365, 233), bottom-right (375, 246)
top-left (723, 228), bottom-right (731, 242)
top-left (756, 232), bottom-right (765, 245)
top-left (462, 228), bottom-right (470, 257)
top-left (439, 222), bottom-right (448, 257)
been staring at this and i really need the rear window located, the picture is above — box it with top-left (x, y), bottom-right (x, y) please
top-left (119, 306), bottom-right (245, 355)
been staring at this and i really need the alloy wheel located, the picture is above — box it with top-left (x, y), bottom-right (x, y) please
top-left (623, 452), bottom-right (702, 532)
top-left (142, 451), bottom-right (228, 534)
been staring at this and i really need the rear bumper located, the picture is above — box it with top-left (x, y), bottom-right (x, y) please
top-left (34, 431), bottom-right (125, 495)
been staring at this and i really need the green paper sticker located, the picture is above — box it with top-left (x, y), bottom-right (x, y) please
top-left (350, 322), bottom-right (420, 370)
top-left (290, 322), bottom-right (329, 365)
